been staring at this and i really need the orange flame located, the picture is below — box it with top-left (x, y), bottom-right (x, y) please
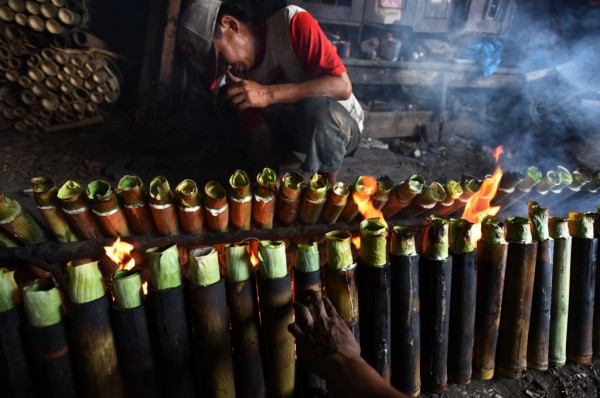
top-left (142, 281), bottom-right (148, 295)
top-left (104, 237), bottom-right (135, 270)
top-left (250, 250), bottom-right (259, 268)
top-left (351, 236), bottom-right (361, 251)
top-left (461, 146), bottom-right (504, 242)
top-left (352, 176), bottom-right (388, 229)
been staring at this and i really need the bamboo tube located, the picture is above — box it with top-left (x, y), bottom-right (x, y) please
top-left (496, 217), bottom-right (537, 379)
top-left (339, 176), bottom-right (377, 222)
top-left (0, 228), bottom-right (19, 247)
top-left (370, 175), bottom-right (394, 210)
top-left (57, 7), bottom-right (80, 25)
top-left (17, 75), bottom-right (32, 89)
top-left (252, 168), bottom-right (278, 229)
top-left (275, 172), bottom-right (303, 226)
top-left (299, 173), bottom-right (328, 225)
top-left (429, 179), bottom-right (463, 217)
top-left (497, 166), bottom-right (543, 214)
top-left (204, 180), bottom-right (229, 232)
top-left (5, 69), bottom-right (19, 83)
top-left (148, 176), bottom-right (181, 236)
top-left (257, 240), bottom-right (295, 397)
top-left (324, 230), bottom-right (359, 340)
top-left (57, 180), bottom-right (104, 240)
top-left (549, 165), bottom-right (572, 194)
top-left (188, 247), bottom-right (236, 397)
top-left (145, 245), bottom-right (196, 397)
top-left (41, 94), bottom-right (59, 111)
top-left (293, 242), bottom-right (326, 395)
top-left (25, 0), bottom-right (38, 14)
top-left (472, 216), bottom-right (507, 380)
top-left (23, 277), bottom-right (78, 397)
top-left (31, 82), bottom-right (47, 97)
top-left (549, 217), bottom-right (571, 367)
top-left (321, 181), bottom-right (349, 224)
top-left (90, 91), bottom-right (103, 104)
top-left (31, 176), bottom-right (78, 243)
top-left (390, 226), bottom-right (421, 397)
top-left (357, 218), bottom-right (391, 381)
top-left (566, 212), bottom-right (596, 364)
top-left (397, 181), bottom-right (446, 218)
top-left (117, 175), bottom-right (156, 235)
top-left (419, 216), bottom-right (452, 392)
top-left (26, 52), bottom-right (41, 67)
top-left (27, 14), bottom-right (44, 32)
top-left (40, 2), bottom-right (58, 19)
top-left (175, 179), bottom-right (204, 234)
top-left (0, 6), bottom-right (13, 21)
top-left (73, 87), bottom-right (88, 101)
top-left (382, 174), bottom-right (426, 218)
top-left (87, 180), bottom-right (131, 238)
top-left (45, 19), bottom-right (65, 35)
top-left (7, 0), bottom-right (24, 12)
top-left (224, 243), bottom-right (266, 397)
top-left (228, 169), bottom-right (252, 230)
top-left (527, 202), bottom-right (553, 371)
top-left (0, 192), bottom-right (48, 244)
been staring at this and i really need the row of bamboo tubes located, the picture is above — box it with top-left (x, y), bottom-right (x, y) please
top-left (0, 0), bottom-right (87, 36)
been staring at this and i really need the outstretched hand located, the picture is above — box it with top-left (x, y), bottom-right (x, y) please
top-left (224, 71), bottom-right (273, 111)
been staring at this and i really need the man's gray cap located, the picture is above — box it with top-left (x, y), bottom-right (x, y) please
top-left (180, 0), bottom-right (223, 45)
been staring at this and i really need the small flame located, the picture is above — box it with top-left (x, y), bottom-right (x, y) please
top-left (351, 236), bottom-right (361, 251)
top-left (142, 281), bottom-right (148, 295)
top-left (250, 250), bottom-right (259, 268)
top-left (352, 176), bottom-right (388, 229)
top-left (461, 146), bottom-right (504, 242)
top-left (104, 237), bottom-right (135, 270)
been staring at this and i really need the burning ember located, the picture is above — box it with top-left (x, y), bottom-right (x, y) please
top-left (104, 237), bottom-right (135, 270)
top-left (461, 146), bottom-right (504, 242)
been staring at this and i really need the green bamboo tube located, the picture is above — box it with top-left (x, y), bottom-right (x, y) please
top-left (534, 170), bottom-right (560, 195)
top-left (549, 217), bottom-right (571, 367)
top-left (66, 260), bottom-right (125, 397)
top-left (225, 243), bottom-right (266, 397)
top-left (397, 182), bottom-right (446, 218)
top-left (257, 240), bottom-right (294, 398)
top-left (433, 180), bottom-right (463, 216)
top-left (473, 216), bottom-right (507, 380)
top-left (299, 173), bottom-right (328, 225)
top-left (491, 170), bottom-right (525, 206)
top-left (204, 181), bottom-right (229, 232)
top-left (147, 244), bottom-right (182, 290)
top-left (357, 218), bottom-right (391, 381)
top-left (57, 180), bottom-right (104, 240)
top-left (496, 217), bottom-right (537, 379)
top-left (382, 174), bottom-right (426, 218)
top-left (0, 192), bottom-right (48, 244)
top-left (252, 168), bottom-right (278, 229)
top-left (275, 172), bottom-right (303, 226)
top-left (112, 269), bottom-right (143, 309)
top-left (527, 202), bottom-right (553, 371)
top-left (175, 179), bottom-right (204, 234)
top-left (148, 176), bottom-right (181, 236)
top-left (23, 277), bottom-right (63, 328)
top-left (371, 175), bottom-right (394, 210)
top-left (117, 175), bottom-right (156, 235)
top-left (320, 181), bottom-right (349, 224)
top-left (0, 228), bottom-right (19, 247)
top-left (339, 176), bottom-right (377, 222)
top-left (0, 268), bottom-right (19, 313)
top-left (390, 227), bottom-right (420, 396)
top-left (497, 166), bottom-right (542, 213)
top-left (31, 175), bottom-right (78, 242)
top-left (87, 179), bottom-right (132, 238)
top-left (188, 247), bottom-right (236, 397)
top-left (419, 216), bottom-right (452, 392)
top-left (438, 176), bottom-right (482, 218)
top-left (324, 230), bottom-right (359, 340)
top-left (550, 165), bottom-right (573, 194)
top-left (569, 167), bottom-right (592, 192)
top-left (229, 169), bottom-right (252, 231)
top-left (566, 212), bottom-right (596, 364)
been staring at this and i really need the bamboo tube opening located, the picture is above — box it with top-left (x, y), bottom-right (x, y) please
top-left (7, 0), bottom-right (24, 13)
top-left (25, 0), bottom-right (39, 14)
top-left (40, 2), bottom-right (57, 19)
top-left (31, 82), bottom-right (47, 97)
top-left (51, 0), bottom-right (64, 7)
top-left (62, 63), bottom-right (75, 75)
top-left (37, 118), bottom-right (50, 128)
top-left (14, 12), bottom-right (26, 26)
top-left (58, 102), bottom-right (72, 113)
top-left (69, 54), bottom-right (88, 68)
top-left (92, 70), bottom-right (108, 83)
top-left (45, 18), bottom-right (65, 34)
top-left (96, 83), bottom-right (108, 94)
top-left (27, 66), bottom-right (44, 82)
top-left (90, 91), bottom-right (103, 104)
top-left (26, 53), bottom-right (42, 67)
top-left (104, 91), bottom-right (118, 104)
top-left (86, 101), bottom-right (98, 114)
top-left (14, 121), bottom-right (28, 132)
top-left (72, 87), bottom-right (88, 101)
top-left (68, 74), bottom-right (82, 87)
top-left (2, 108), bottom-right (15, 119)
top-left (72, 30), bottom-right (107, 49)
top-left (0, 6), bottom-right (13, 21)
top-left (13, 106), bottom-right (25, 117)
top-left (59, 81), bottom-right (72, 93)
top-left (9, 41), bottom-right (27, 57)
top-left (27, 15), bottom-right (45, 32)
top-left (20, 89), bottom-right (36, 105)
top-left (38, 108), bottom-right (51, 119)
top-left (106, 76), bottom-right (119, 91)
top-left (56, 70), bottom-right (68, 81)
top-left (57, 8), bottom-right (80, 25)
top-left (73, 99), bottom-right (85, 113)
top-left (0, 44), bottom-right (10, 59)
top-left (23, 114), bottom-right (36, 126)
top-left (84, 59), bottom-right (102, 72)
top-left (54, 51), bottom-right (70, 66)
top-left (0, 31), bottom-right (7, 44)
top-left (44, 76), bottom-right (58, 91)
top-left (5, 69), bottom-right (19, 82)
top-left (41, 95), bottom-right (59, 111)
top-left (76, 66), bottom-right (90, 79)
top-left (3, 95), bottom-right (16, 106)
top-left (3, 23), bottom-right (22, 41)
top-left (60, 92), bottom-right (73, 103)
top-left (61, 112), bottom-right (75, 122)
top-left (41, 59), bottom-right (58, 75)
top-left (41, 47), bottom-right (54, 61)
top-left (17, 75), bottom-right (32, 88)
top-left (82, 79), bottom-right (94, 90)
top-left (7, 56), bottom-right (21, 69)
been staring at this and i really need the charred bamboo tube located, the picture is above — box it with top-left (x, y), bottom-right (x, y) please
top-left (390, 226), bottom-right (420, 396)
top-left (293, 242), bottom-right (326, 396)
top-left (491, 171), bottom-right (525, 206)
top-left (496, 217), bottom-right (537, 379)
top-left (252, 168), bottom-right (278, 229)
top-left (0, 192), bottom-right (48, 244)
top-left (371, 175), bottom-right (393, 210)
top-left (257, 240), bottom-right (295, 397)
top-left (0, 269), bottom-right (36, 397)
top-left (87, 180), bottom-right (131, 238)
top-left (339, 176), bottom-right (377, 222)
top-left (497, 166), bottom-right (542, 214)
top-left (448, 219), bottom-right (477, 384)
top-left (382, 174), bottom-right (426, 218)
top-left (57, 180), bottom-right (104, 240)
top-left (149, 176), bottom-right (181, 236)
top-left (419, 216), bottom-right (452, 392)
top-left (321, 181), bottom-right (349, 224)
top-left (527, 202), bottom-right (553, 371)
top-left (472, 216), bottom-right (507, 380)
top-left (23, 277), bottom-right (78, 398)
top-left (566, 212), bottom-right (596, 364)
top-left (117, 175), bottom-right (156, 235)
top-left (111, 270), bottom-right (159, 397)
top-left (188, 247), bottom-right (236, 397)
top-left (299, 173), bottom-right (328, 225)
top-left (65, 261), bottom-right (125, 397)
top-left (175, 179), bottom-right (204, 234)
top-left (275, 172), bottom-right (303, 227)
top-left (549, 217), bottom-right (571, 367)
top-left (200, 182), bottom-right (227, 233)
top-left (397, 182), bottom-right (446, 219)
top-left (225, 244), bottom-right (266, 397)
top-left (145, 244), bottom-right (196, 397)
top-left (228, 170), bottom-right (252, 231)
top-left (325, 230), bottom-right (359, 340)
top-left (357, 218), bottom-right (390, 381)
top-left (428, 179), bottom-right (463, 217)
top-left (31, 176), bottom-right (78, 242)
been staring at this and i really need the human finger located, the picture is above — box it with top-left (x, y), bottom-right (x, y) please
top-left (226, 70), bottom-right (242, 84)
top-left (293, 302), bottom-right (314, 332)
top-left (323, 296), bottom-right (341, 319)
top-left (287, 322), bottom-right (306, 339)
top-left (312, 296), bottom-right (328, 321)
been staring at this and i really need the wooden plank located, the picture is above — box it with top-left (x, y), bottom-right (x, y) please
top-left (362, 110), bottom-right (433, 138)
top-left (156, 0), bottom-right (182, 115)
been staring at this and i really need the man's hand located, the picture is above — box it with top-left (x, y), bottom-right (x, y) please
top-left (224, 71), bottom-right (273, 111)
